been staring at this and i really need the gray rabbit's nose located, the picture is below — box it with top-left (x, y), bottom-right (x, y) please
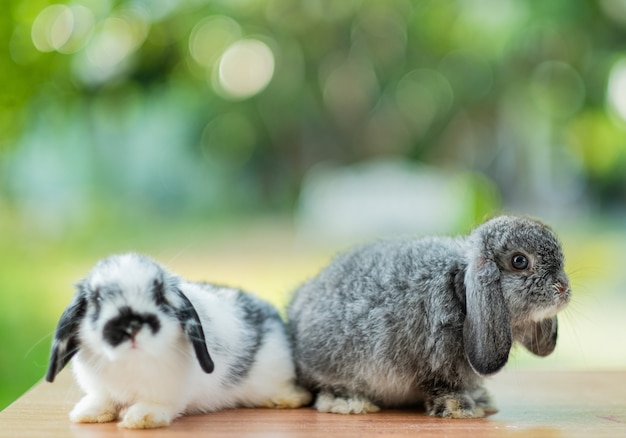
top-left (554, 272), bottom-right (571, 295)
top-left (555, 278), bottom-right (571, 296)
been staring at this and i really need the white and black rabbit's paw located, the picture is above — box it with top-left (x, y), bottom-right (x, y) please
top-left (261, 384), bottom-right (312, 409)
top-left (314, 391), bottom-right (381, 414)
top-left (118, 403), bottom-right (175, 429)
top-left (426, 392), bottom-right (486, 419)
top-left (70, 395), bottom-right (118, 423)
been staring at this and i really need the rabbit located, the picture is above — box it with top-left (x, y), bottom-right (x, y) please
top-left (287, 215), bottom-right (571, 418)
top-left (46, 253), bottom-right (311, 429)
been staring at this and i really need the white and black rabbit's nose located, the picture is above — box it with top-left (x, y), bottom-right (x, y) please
top-left (103, 306), bottom-right (161, 347)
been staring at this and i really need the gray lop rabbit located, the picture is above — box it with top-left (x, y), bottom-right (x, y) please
top-left (287, 215), bottom-right (571, 418)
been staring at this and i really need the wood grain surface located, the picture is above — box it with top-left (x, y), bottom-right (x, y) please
top-left (1, 369), bottom-right (625, 437)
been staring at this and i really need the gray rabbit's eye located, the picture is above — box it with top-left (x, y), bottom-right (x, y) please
top-left (511, 254), bottom-right (529, 270)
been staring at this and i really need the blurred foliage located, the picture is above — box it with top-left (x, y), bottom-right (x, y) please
top-left (2, 0), bottom-right (626, 225)
top-left (2, 0), bottom-right (626, 411)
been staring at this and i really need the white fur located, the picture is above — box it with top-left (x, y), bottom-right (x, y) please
top-left (69, 254), bottom-right (310, 429)
top-left (315, 392), bottom-right (380, 414)
top-left (530, 302), bottom-right (566, 322)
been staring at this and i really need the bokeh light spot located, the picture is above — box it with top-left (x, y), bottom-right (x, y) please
top-left (58, 5), bottom-right (95, 54)
top-left (608, 58), bottom-right (626, 124)
top-left (216, 39), bottom-right (275, 100)
top-left (599, 0), bottom-right (626, 27)
top-left (189, 16), bottom-right (241, 68)
top-left (74, 9), bottom-right (150, 84)
top-left (31, 4), bottom-right (73, 52)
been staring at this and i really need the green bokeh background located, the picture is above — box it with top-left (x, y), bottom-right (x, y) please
top-left (2, 0), bottom-right (626, 410)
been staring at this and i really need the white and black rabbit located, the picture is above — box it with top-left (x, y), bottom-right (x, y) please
top-left (287, 215), bottom-right (571, 418)
top-left (46, 253), bottom-right (310, 428)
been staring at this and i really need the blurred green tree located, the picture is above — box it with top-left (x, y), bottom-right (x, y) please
top-left (1, 0), bottom-right (625, 219)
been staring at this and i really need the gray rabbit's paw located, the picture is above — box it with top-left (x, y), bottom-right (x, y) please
top-left (470, 386), bottom-right (498, 414)
top-left (427, 392), bottom-right (485, 419)
top-left (315, 391), bottom-right (380, 414)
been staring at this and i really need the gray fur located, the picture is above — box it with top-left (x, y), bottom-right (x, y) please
top-left (286, 215), bottom-right (571, 417)
top-left (212, 286), bottom-right (283, 386)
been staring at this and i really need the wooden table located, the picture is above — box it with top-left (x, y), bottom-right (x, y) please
top-left (1, 369), bottom-right (625, 437)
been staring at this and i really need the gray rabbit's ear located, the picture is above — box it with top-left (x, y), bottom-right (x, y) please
top-left (463, 257), bottom-right (512, 376)
top-left (46, 283), bottom-right (88, 382)
top-left (519, 317), bottom-right (558, 357)
top-left (173, 288), bottom-right (214, 374)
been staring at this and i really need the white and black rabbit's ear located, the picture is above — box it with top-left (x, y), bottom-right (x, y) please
top-left (463, 256), bottom-right (512, 376)
top-left (519, 316), bottom-right (558, 357)
top-left (172, 287), bottom-right (214, 374)
top-left (45, 282), bottom-right (88, 382)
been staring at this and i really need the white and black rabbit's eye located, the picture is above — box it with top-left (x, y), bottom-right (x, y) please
top-left (510, 254), bottom-right (529, 271)
top-left (92, 289), bottom-right (103, 304)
